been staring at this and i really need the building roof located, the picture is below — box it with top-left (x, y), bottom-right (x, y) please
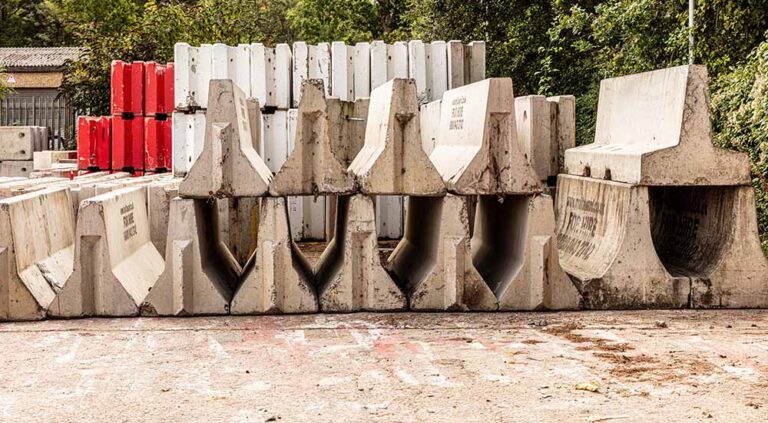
top-left (0, 47), bottom-right (85, 72)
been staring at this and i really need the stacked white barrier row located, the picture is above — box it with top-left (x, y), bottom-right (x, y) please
top-left (172, 40), bottom-right (486, 240)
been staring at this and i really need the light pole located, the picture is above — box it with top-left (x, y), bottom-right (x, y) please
top-left (689, 0), bottom-right (695, 64)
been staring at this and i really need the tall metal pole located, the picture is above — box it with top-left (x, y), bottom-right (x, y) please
top-left (689, 0), bottom-right (695, 64)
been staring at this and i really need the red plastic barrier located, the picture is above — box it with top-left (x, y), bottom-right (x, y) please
top-left (77, 116), bottom-right (111, 170)
top-left (111, 61), bottom-right (145, 116)
top-left (144, 117), bottom-right (172, 171)
top-left (112, 116), bottom-right (144, 171)
top-left (145, 62), bottom-right (175, 117)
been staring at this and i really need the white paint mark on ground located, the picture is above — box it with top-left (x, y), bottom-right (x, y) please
top-left (395, 368), bottom-right (419, 386)
top-left (55, 337), bottom-right (81, 363)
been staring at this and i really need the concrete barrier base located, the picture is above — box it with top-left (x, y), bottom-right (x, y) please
top-left (142, 198), bottom-right (240, 316)
top-left (556, 174), bottom-right (768, 309)
top-left (388, 195), bottom-right (497, 311)
top-left (231, 197), bottom-right (317, 314)
top-left (315, 195), bottom-right (406, 311)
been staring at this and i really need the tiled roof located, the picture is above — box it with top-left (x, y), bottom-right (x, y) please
top-left (0, 47), bottom-right (85, 71)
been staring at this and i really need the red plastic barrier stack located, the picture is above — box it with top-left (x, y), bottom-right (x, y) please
top-left (144, 117), bottom-right (172, 171)
top-left (111, 61), bottom-right (145, 117)
top-left (112, 116), bottom-right (144, 172)
top-left (77, 116), bottom-right (111, 171)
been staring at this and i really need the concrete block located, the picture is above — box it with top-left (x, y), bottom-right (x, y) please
top-left (34, 150), bottom-right (76, 170)
top-left (250, 43), bottom-right (271, 108)
top-left (231, 197), bottom-right (317, 314)
top-left (426, 41), bottom-right (447, 102)
top-left (547, 95), bottom-right (576, 176)
top-left (0, 126), bottom-right (46, 160)
top-left (179, 80), bottom-right (272, 198)
top-left (0, 187), bottom-right (74, 320)
top-left (564, 65), bottom-right (749, 185)
top-left (172, 111), bottom-right (205, 176)
top-left (515, 95), bottom-right (554, 181)
top-left (0, 161), bottom-right (33, 177)
top-left (430, 78), bottom-right (541, 195)
top-left (262, 110), bottom-right (289, 173)
top-left (142, 198), bottom-right (240, 316)
top-left (146, 178), bottom-right (181, 258)
top-left (408, 40), bottom-right (428, 101)
top-left (370, 40), bottom-right (387, 90)
top-left (315, 195), bottom-right (406, 311)
top-left (375, 196), bottom-right (403, 239)
top-left (198, 44), bottom-right (213, 109)
top-left (447, 40), bottom-right (464, 89)
top-left (309, 43), bottom-right (331, 96)
top-left (348, 79), bottom-right (445, 195)
top-left (388, 195), bottom-right (497, 311)
top-left (275, 44), bottom-right (293, 109)
top-left (173, 43), bottom-right (199, 110)
top-left (354, 42), bottom-right (371, 98)
top-left (463, 41), bottom-right (486, 84)
top-left (0, 177), bottom-right (66, 199)
top-left (555, 174), bottom-right (768, 308)
top-left (292, 42), bottom-right (309, 107)
top-left (419, 100), bottom-right (441, 155)
top-left (49, 187), bottom-right (163, 317)
top-left (270, 80), bottom-right (355, 196)
top-left (387, 41), bottom-right (408, 79)
top-left (327, 97), bottom-right (369, 166)
top-left (234, 44), bottom-right (252, 98)
top-left (331, 42), bottom-right (354, 101)
top-left (472, 194), bottom-right (580, 310)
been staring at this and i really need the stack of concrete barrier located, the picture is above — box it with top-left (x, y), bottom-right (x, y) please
top-left (0, 171), bottom-right (179, 320)
top-left (556, 65), bottom-right (768, 309)
top-left (172, 40), bottom-right (486, 241)
top-left (0, 126), bottom-right (49, 177)
top-left (140, 74), bottom-right (580, 316)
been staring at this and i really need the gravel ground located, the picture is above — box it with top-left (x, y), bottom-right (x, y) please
top-left (1, 310), bottom-right (767, 422)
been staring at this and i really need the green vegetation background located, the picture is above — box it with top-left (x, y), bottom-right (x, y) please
top-left (1, 0), bottom-right (767, 250)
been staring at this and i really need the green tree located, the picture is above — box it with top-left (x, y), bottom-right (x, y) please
top-left (711, 36), bottom-right (768, 250)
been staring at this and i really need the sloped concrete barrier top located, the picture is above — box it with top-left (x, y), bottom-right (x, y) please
top-left (348, 79), bottom-right (445, 196)
top-left (564, 65), bottom-right (749, 185)
top-left (430, 78), bottom-right (541, 195)
top-left (269, 80), bottom-right (355, 196)
top-left (179, 79), bottom-right (273, 198)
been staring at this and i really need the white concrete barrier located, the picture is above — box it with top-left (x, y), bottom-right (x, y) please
top-left (142, 197), bottom-right (240, 316)
top-left (49, 186), bottom-right (163, 317)
top-left (564, 65), bottom-right (748, 185)
top-left (231, 197), bottom-right (317, 314)
top-left (0, 126), bottom-right (48, 160)
top-left (0, 187), bottom-right (74, 320)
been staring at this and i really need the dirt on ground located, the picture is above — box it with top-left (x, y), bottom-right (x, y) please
top-left (0, 310), bottom-right (767, 422)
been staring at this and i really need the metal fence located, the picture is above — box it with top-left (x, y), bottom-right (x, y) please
top-left (0, 90), bottom-right (76, 149)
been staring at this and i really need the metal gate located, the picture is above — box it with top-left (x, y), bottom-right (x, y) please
top-left (0, 89), bottom-right (76, 149)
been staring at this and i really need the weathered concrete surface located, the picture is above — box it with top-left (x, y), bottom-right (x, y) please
top-left (231, 197), bottom-right (318, 314)
top-left (0, 177), bottom-right (66, 198)
top-left (430, 78), bottom-right (541, 195)
top-left (547, 95), bottom-right (576, 176)
top-left (327, 97), bottom-right (369, 166)
top-left (349, 79), bottom-right (445, 196)
top-left (0, 161), bottom-right (34, 177)
top-left (564, 65), bottom-right (749, 186)
top-left (473, 195), bottom-right (580, 310)
top-left (270, 80), bottom-right (355, 196)
top-left (179, 79), bottom-right (272, 198)
top-left (556, 174), bottom-right (768, 309)
top-left (1, 311), bottom-right (767, 422)
top-left (33, 150), bottom-right (76, 170)
top-left (49, 187), bottom-right (164, 318)
top-left (146, 178), bottom-right (182, 257)
top-left (0, 126), bottom-right (47, 160)
top-left (142, 198), bottom-right (240, 316)
top-left (0, 187), bottom-right (74, 321)
top-left (388, 195), bottom-right (497, 311)
top-left (315, 195), bottom-right (406, 311)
